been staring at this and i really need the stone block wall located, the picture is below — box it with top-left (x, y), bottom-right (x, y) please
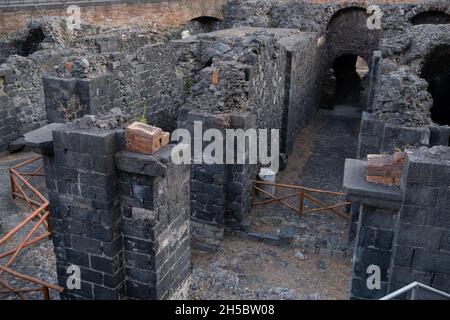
top-left (0, 52), bottom-right (64, 152)
top-left (357, 112), bottom-right (431, 159)
top-left (279, 32), bottom-right (323, 154)
top-left (390, 147), bottom-right (450, 295)
top-left (45, 39), bottom-right (200, 133)
top-left (0, 17), bottom-right (197, 153)
top-left (28, 116), bottom-right (191, 300)
top-left (116, 150), bottom-right (191, 300)
top-left (344, 146), bottom-right (450, 299)
top-left (176, 28), bottom-right (324, 251)
top-left (223, 0), bottom-right (449, 33)
top-left (48, 128), bottom-right (125, 299)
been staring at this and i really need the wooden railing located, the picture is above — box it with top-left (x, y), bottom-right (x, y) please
top-left (252, 180), bottom-right (351, 220)
top-left (0, 155), bottom-right (63, 299)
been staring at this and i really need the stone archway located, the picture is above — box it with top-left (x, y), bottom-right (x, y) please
top-left (411, 10), bottom-right (450, 25)
top-left (325, 6), bottom-right (382, 67)
top-left (187, 16), bottom-right (223, 35)
top-left (21, 27), bottom-right (45, 56)
top-left (320, 6), bottom-right (382, 110)
top-left (421, 44), bottom-right (450, 126)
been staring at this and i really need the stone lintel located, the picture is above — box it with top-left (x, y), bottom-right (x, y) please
top-left (23, 123), bottom-right (65, 155)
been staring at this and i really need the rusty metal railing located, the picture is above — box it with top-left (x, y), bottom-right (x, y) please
top-left (252, 180), bottom-right (351, 220)
top-left (0, 155), bottom-right (63, 300)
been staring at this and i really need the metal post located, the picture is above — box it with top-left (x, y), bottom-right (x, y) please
top-left (298, 190), bottom-right (304, 214)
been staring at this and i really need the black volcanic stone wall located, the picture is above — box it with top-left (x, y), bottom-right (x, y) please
top-left (29, 120), bottom-right (191, 300)
top-left (48, 128), bottom-right (124, 300)
top-left (344, 146), bottom-right (450, 300)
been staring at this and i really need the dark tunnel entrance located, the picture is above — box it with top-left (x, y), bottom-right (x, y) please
top-left (187, 16), bottom-right (222, 35)
top-left (21, 27), bottom-right (45, 56)
top-left (421, 45), bottom-right (450, 126)
top-left (321, 54), bottom-right (369, 109)
top-left (332, 55), bottom-right (369, 106)
top-left (411, 11), bottom-right (450, 25)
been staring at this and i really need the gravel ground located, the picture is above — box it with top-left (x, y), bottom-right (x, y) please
top-left (190, 236), bottom-right (351, 300)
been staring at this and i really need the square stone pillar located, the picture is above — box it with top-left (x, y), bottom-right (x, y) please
top-left (224, 113), bottom-right (258, 232)
top-left (179, 109), bottom-right (260, 251)
top-left (43, 73), bottom-right (114, 123)
top-left (35, 125), bottom-right (125, 300)
top-left (25, 118), bottom-right (191, 300)
top-left (115, 149), bottom-right (191, 299)
top-left (179, 109), bottom-right (228, 252)
top-left (343, 159), bottom-right (402, 299)
top-left (389, 147), bottom-right (450, 298)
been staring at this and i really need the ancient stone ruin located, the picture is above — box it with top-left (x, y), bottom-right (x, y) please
top-left (0, 0), bottom-right (449, 300)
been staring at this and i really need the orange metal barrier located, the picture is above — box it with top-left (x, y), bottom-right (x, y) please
top-left (252, 180), bottom-right (351, 220)
top-left (0, 155), bottom-right (63, 299)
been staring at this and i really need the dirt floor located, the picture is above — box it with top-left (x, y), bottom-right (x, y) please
top-left (190, 236), bottom-right (352, 300)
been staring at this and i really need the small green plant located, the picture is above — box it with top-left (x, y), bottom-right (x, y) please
top-left (183, 79), bottom-right (195, 96)
top-left (140, 105), bottom-right (147, 123)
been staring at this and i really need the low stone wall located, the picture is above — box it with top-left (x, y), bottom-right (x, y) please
top-left (358, 111), bottom-right (450, 159)
top-left (43, 38), bottom-right (198, 132)
top-left (357, 112), bottom-right (430, 159)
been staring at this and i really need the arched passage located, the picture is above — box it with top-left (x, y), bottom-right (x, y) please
top-left (21, 27), bottom-right (45, 56)
top-left (187, 16), bottom-right (222, 35)
top-left (411, 11), bottom-right (450, 25)
top-left (321, 7), bottom-right (381, 110)
top-left (421, 45), bottom-right (450, 126)
top-left (325, 7), bottom-right (381, 66)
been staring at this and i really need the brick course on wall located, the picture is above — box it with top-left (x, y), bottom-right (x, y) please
top-left (0, 0), bottom-right (225, 35)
